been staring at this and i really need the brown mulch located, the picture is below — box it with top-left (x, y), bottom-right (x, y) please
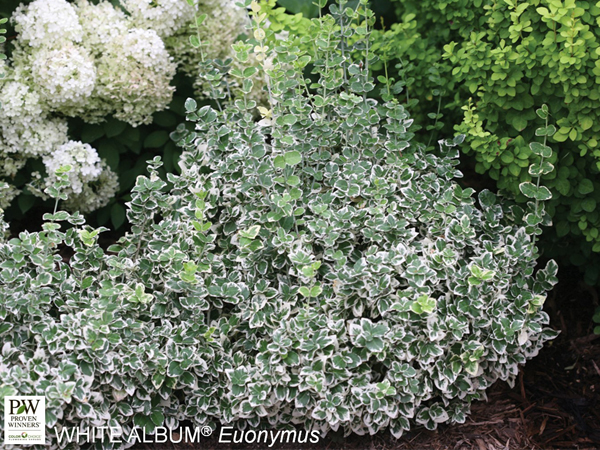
top-left (130, 266), bottom-right (600, 450)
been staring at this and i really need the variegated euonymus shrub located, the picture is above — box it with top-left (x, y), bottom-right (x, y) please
top-left (0, 1), bottom-right (558, 448)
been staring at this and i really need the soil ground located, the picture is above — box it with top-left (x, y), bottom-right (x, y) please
top-left (131, 265), bottom-right (600, 450)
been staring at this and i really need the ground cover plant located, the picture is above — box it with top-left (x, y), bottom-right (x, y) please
top-left (0, 1), bottom-right (561, 448)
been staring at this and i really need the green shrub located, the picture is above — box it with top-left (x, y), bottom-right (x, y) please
top-left (0, 1), bottom-right (558, 446)
top-left (368, 0), bottom-right (600, 284)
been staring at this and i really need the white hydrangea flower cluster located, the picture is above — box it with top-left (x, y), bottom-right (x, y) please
top-left (0, 114), bottom-right (69, 158)
top-left (0, 80), bottom-right (69, 158)
top-left (9, 0), bottom-right (177, 125)
top-left (90, 27), bottom-right (177, 126)
top-left (0, 0), bottom-right (173, 212)
top-left (76, 0), bottom-right (130, 51)
top-left (11, 0), bottom-right (83, 47)
top-left (1, 0), bottom-right (252, 214)
top-left (30, 44), bottom-right (97, 112)
top-left (43, 141), bottom-right (102, 195)
top-left (63, 162), bottom-right (120, 213)
top-left (43, 141), bottom-right (118, 210)
top-left (119, 0), bottom-right (196, 38)
top-left (0, 79), bottom-right (45, 125)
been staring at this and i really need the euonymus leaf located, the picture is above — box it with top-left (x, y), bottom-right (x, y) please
top-left (284, 151), bottom-right (302, 166)
top-left (519, 182), bottom-right (552, 200)
top-left (529, 142), bottom-right (553, 158)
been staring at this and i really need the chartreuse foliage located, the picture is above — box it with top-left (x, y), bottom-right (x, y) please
top-left (257, 0), bottom-right (312, 32)
top-left (364, 0), bottom-right (600, 284)
top-left (0, 1), bottom-right (558, 447)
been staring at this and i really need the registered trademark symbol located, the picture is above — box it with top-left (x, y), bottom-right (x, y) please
top-left (201, 426), bottom-right (212, 437)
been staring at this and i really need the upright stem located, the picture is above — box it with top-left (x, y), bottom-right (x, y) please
top-left (363, 8), bottom-right (370, 75)
top-left (339, 5), bottom-right (348, 84)
top-left (384, 60), bottom-right (391, 97)
top-left (427, 94), bottom-right (442, 148)
top-left (532, 114), bottom-right (549, 250)
top-left (362, 6), bottom-right (370, 102)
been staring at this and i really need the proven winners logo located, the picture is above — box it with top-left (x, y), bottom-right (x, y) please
top-left (3, 396), bottom-right (46, 444)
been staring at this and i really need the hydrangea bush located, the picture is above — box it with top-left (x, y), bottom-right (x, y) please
top-left (0, 0), bottom-right (250, 215)
top-left (0, 2), bottom-right (558, 447)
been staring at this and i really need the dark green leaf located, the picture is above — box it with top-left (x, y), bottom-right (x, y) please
top-left (144, 131), bottom-right (170, 148)
top-left (111, 203), bottom-right (126, 229)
